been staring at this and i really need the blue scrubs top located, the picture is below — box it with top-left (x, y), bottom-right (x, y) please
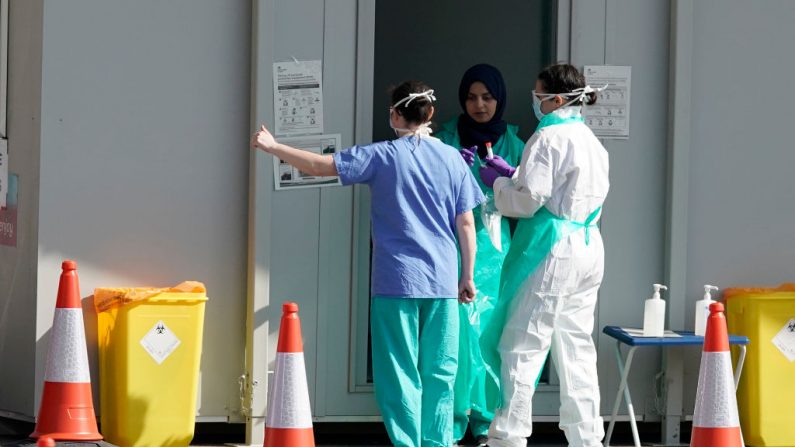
top-left (333, 135), bottom-right (485, 298)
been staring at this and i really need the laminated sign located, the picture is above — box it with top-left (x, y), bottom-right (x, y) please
top-left (772, 318), bottom-right (795, 362)
top-left (140, 320), bottom-right (181, 365)
top-left (273, 60), bottom-right (324, 136)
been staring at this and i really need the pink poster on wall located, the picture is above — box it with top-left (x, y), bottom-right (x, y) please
top-left (0, 174), bottom-right (17, 247)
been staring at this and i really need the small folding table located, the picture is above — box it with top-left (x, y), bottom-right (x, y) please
top-left (601, 326), bottom-right (749, 447)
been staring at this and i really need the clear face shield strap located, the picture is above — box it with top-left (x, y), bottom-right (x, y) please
top-left (389, 89), bottom-right (437, 139)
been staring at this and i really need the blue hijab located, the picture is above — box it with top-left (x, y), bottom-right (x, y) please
top-left (457, 63), bottom-right (508, 157)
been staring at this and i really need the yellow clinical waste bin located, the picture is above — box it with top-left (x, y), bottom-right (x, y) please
top-left (95, 282), bottom-right (207, 447)
top-left (724, 285), bottom-right (795, 447)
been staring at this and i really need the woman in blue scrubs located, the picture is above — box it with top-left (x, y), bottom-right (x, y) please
top-left (253, 80), bottom-right (484, 447)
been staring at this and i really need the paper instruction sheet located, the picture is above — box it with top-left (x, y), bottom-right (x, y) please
top-left (0, 140), bottom-right (7, 208)
top-left (0, 173), bottom-right (16, 247)
top-left (273, 60), bottom-right (324, 136)
top-left (583, 65), bottom-right (631, 139)
top-left (273, 134), bottom-right (342, 190)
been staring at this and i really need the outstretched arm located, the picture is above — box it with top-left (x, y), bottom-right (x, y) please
top-left (252, 125), bottom-right (337, 177)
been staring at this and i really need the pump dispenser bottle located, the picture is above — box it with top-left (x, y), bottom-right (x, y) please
top-left (643, 284), bottom-right (668, 337)
top-left (694, 285), bottom-right (719, 336)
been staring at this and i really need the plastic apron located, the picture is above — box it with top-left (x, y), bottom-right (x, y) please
top-left (479, 114), bottom-right (601, 402)
top-left (436, 118), bottom-right (524, 438)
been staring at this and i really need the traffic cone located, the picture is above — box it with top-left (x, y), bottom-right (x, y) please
top-left (690, 302), bottom-right (742, 447)
top-left (31, 260), bottom-right (102, 441)
top-left (264, 302), bottom-right (315, 447)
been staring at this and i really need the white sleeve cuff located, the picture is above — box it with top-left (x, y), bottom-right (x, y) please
top-left (493, 176), bottom-right (511, 195)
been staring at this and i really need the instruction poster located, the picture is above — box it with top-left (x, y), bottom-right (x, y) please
top-left (273, 134), bottom-right (341, 190)
top-left (273, 60), bottom-right (324, 136)
top-left (583, 65), bottom-right (631, 139)
top-left (0, 174), bottom-right (17, 247)
top-left (0, 141), bottom-right (7, 208)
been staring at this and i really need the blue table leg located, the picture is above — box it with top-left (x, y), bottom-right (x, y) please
top-left (605, 341), bottom-right (641, 447)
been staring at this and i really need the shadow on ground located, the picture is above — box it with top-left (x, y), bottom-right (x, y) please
top-left (1, 420), bottom-right (679, 446)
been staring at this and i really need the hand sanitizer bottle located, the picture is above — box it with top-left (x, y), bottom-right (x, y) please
top-left (643, 284), bottom-right (668, 337)
top-left (694, 285), bottom-right (719, 336)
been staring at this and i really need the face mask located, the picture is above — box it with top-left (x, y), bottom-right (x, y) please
top-left (388, 109), bottom-right (399, 135)
top-left (389, 89), bottom-right (436, 135)
top-left (389, 108), bottom-right (433, 138)
top-left (532, 95), bottom-right (546, 121)
top-left (389, 108), bottom-right (410, 135)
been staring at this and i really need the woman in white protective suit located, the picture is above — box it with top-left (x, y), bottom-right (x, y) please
top-left (477, 63), bottom-right (610, 447)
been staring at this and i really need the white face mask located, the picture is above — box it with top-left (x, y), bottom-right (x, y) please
top-left (532, 95), bottom-right (547, 121)
top-left (389, 109), bottom-right (400, 135)
top-left (389, 109), bottom-right (433, 137)
top-left (388, 108), bottom-right (416, 135)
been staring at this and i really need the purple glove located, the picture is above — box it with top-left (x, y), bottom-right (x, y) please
top-left (485, 155), bottom-right (516, 178)
top-left (479, 166), bottom-right (501, 188)
top-left (459, 145), bottom-right (477, 167)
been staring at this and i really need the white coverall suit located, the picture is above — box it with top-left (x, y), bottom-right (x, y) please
top-left (487, 107), bottom-right (610, 447)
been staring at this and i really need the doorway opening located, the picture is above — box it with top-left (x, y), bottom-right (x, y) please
top-left (352, 0), bottom-right (561, 413)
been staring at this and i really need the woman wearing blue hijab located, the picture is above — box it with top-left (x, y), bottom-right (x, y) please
top-left (436, 63), bottom-right (525, 446)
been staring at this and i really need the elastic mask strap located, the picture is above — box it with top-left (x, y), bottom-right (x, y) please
top-left (391, 122), bottom-right (434, 145)
top-left (560, 84), bottom-right (609, 109)
top-left (536, 84), bottom-right (609, 110)
top-left (391, 89), bottom-right (436, 109)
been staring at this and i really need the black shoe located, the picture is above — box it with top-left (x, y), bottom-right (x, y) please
top-left (475, 435), bottom-right (489, 446)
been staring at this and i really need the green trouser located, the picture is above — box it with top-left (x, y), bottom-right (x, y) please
top-left (371, 296), bottom-right (459, 447)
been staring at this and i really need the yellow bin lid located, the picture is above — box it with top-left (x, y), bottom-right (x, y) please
top-left (723, 283), bottom-right (795, 300)
top-left (94, 281), bottom-right (207, 312)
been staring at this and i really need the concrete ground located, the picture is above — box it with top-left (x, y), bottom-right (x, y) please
top-left (0, 420), bottom-right (654, 446)
top-left (0, 441), bottom-right (641, 447)
top-left (0, 432), bottom-right (645, 446)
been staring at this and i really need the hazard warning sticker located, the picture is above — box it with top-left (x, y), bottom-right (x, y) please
top-left (140, 320), bottom-right (181, 365)
top-left (772, 318), bottom-right (795, 362)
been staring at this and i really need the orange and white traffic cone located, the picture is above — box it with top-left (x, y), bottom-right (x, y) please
top-left (264, 302), bottom-right (315, 447)
top-left (690, 302), bottom-right (743, 447)
top-left (31, 260), bottom-right (102, 441)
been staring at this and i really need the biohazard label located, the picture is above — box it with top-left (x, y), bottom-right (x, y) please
top-left (140, 320), bottom-right (181, 365)
top-left (772, 318), bottom-right (795, 362)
